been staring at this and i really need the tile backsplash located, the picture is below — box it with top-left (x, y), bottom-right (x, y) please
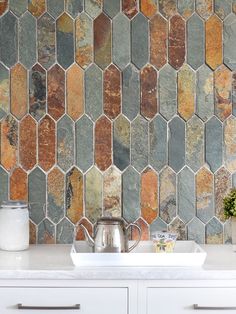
top-left (0, 0), bottom-right (236, 244)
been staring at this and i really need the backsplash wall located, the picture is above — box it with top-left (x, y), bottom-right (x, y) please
top-left (0, 0), bottom-right (236, 244)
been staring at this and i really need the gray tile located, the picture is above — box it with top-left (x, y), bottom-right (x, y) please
top-left (113, 13), bottom-right (131, 70)
top-left (150, 217), bottom-right (167, 236)
top-left (224, 13), bottom-right (236, 71)
top-left (177, 0), bottom-right (194, 18)
top-left (187, 13), bottom-right (205, 70)
top-left (196, 65), bottom-right (214, 121)
top-left (113, 115), bottom-right (130, 171)
top-left (103, 0), bottom-right (120, 18)
top-left (187, 217), bottom-right (205, 244)
top-left (215, 167), bottom-right (231, 222)
top-left (29, 167), bottom-right (46, 225)
top-left (57, 115), bottom-right (74, 172)
top-left (0, 167), bottom-right (8, 204)
top-left (38, 219), bottom-right (55, 244)
top-left (0, 12), bottom-right (18, 68)
top-left (56, 218), bottom-right (74, 244)
top-left (233, 172), bottom-right (236, 187)
top-left (0, 63), bottom-right (9, 119)
top-left (9, 0), bottom-right (27, 16)
top-left (47, 0), bottom-right (64, 18)
top-left (85, 64), bottom-right (103, 121)
top-left (85, 166), bottom-right (102, 223)
top-left (206, 217), bottom-right (223, 244)
top-left (168, 116), bottom-right (185, 173)
top-left (186, 115), bottom-right (204, 172)
top-left (122, 64), bottom-right (140, 121)
top-left (122, 166), bottom-right (140, 223)
top-left (149, 115), bottom-right (167, 172)
top-left (196, 0), bottom-right (213, 20)
top-left (131, 13), bottom-right (149, 69)
top-left (215, 0), bottom-right (231, 19)
top-left (206, 116), bottom-right (223, 172)
top-left (178, 167), bottom-right (195, 223)
top-left (159, 64), bottom-right (177, 120)
top-left (224, 218), bottom-right (232, 244)
top-left (65, 0), bottom-right (83, 17)
top-left (131, 115), bottom-right (148, 172)
top-left (168, 217), bottom-right (187, 240)
top-left (75, 115), bottom-right (93, 172)
top-left (85, 0), bottom-right (102, 18)
top-left (19, 12), bottom-right (36, 69)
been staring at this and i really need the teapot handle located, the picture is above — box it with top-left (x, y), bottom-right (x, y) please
top-left (126, 223), bottom-right (142, 252)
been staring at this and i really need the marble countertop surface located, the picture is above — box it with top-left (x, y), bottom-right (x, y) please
top-left (1, 244), bottom-right (236, 280)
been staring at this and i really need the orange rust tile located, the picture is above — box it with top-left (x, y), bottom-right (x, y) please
top-left (28, 0), bottom-right (46, 17)
top-left (206, 15), bottom-right (222, 70)
top-left (141, 168), bottom-right (158, 224)
top-left (95, 116), bottom-right (112, 171)
top-left (19, 115), bottom-right (36, 171)
top-left (122, 0), bottom-right (138, 18)
top-left (0, 0), bottom-right (7, 15)
top-left (140, 0), bottom-right (157, 18)
top-left (10, 167), bottom-right (28, 201)
top-left (10, 63), bottom-right (27, 119)
top-left (103, 64), bottom-right (121, 120)
top-left (66, 64), bottom-right (84, 121)
top-left (38, 115), bottom-right (55, 171)
top-left (132, 218), bottom-right (149, 241)
top-left (76, 218), bottom-right (93, 241)
top-left (29, 220), bottom-right (36, 244)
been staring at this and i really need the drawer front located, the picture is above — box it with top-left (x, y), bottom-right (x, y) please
top-left (0, 287), bottom-right (127, 314)
top-left (147, 288), bottom-right (236, 314)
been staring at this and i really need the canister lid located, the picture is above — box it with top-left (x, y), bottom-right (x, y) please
top-left (1, 201), bottom-right (28, 209)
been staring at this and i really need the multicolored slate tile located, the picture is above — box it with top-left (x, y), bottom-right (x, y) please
top-left (214, 0), bottom-right (231, 20)
top-left (206, 217), bottom-right (223, 244)
top-left (38, 219), bottom-right (55, 244)
top-left (132, 217), bottom-right (149, 241)
top-left (76, 217), bottom-right (93, 241)
top-left (0, 63), bottom-right (9, 119)
top-left (140, 0), bottom-right (157, 18)
top-left (224, 117), bottom-right (236, 173)
top-left (29, 221), bottom-right (36, 244)
top-left (28, 0), bottom-right (46, 18)
top-left (10, 167), bottom-right (28, 201)
top-left (159, 0), bottom-right (177, 18)
top-left (85, 0), bottom-right (102, 18)
top-left (0, 0), bottom-right (8, 15)
top-left (168, 216), bottom-right (187, 240)
top-left (178, 0), bottom-right (194, 19)
top-left (150, 217), bottom-right (167, 234)
top-left (0, 167), bottom-right (8, 204)
top-left (56, 218), bottom-right (74, 244)
top-left (47, 0), bottom-right (64, 19)
top-left (103, 0), bottom-right (120, 18)
top-left (215, 167), bottom-right (231, 222)
top-left (187, 217), bottom-right (205, 244)
top-left (233, 72), bottom-right (236, 116)
top-left (196, 0), bottom-right (213, 20)
top-left (122, 0), bottom-right (138, 19)
top-left (65, 0), bottom-right (83, 18)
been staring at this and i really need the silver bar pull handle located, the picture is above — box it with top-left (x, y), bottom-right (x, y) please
top-left (194, 304), bottom-right (236, 310)
top-left (17, 303), bottom-right (80, 310)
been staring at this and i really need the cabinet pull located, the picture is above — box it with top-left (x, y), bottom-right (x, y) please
top-left (17, 303), bottom-right (80, 310)
top-left (194, 304), bottom-right (236, 310)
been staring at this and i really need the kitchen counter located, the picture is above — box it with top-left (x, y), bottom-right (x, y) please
top-left (0, 244), bottom-right (236, 280)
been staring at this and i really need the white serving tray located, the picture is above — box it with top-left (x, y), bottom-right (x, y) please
top-left (71, 241), bottom-right (207, 267)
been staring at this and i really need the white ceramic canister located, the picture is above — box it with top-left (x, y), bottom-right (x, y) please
top-left (0, 201), bottom-right (29, 251)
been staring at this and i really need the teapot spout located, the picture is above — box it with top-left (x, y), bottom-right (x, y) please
top-left (79, 223), bottom-right (95, 247)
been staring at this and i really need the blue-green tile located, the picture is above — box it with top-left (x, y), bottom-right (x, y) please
top-left (85, 64), bottom-right (103, 121)
top-left (224, 219), bottom-right (232, 244)
top-left (47, 0), bottom-right (64, 18)
top-left (206, 116), bottom-right (223, 172)
top-left (187, 13), bottom-right (205, 70)
top-left (85, 0), bottom-right (102, 18)
top-left (150, 217), bottom-right (167, 235)
top-left (75, 115), bottom-right (93, 172)
top-left (29, 167), bottom-right (46, 225)
top-left (0, 12), bottom-right (18, 68)
top-left (38, 219), bottom-right (55, 244)
top-left (224, 13), bottom-right (236, 71)
top-left (149, 115), bottom-right (167, 171)
top-left (113, 115), bottom-right (130, 171)
top-left (122, 64), bottom-right (140, 121)
top-left (0, 167), bottom-right (8, 204)
top-left (123, 166), bottom-right (140, 223)
top-left (0, 63), bottom-right (9, 119)
top-left (215, 0), bottom-right (231, 19)
top-left (57, 13), bottom-right (74, 69)
top-left (38, 13), bottom-right (55, 69)
top-left (168, 116), bottom-right (185, 173)
top-left (56, 218), bottom-right (74, 244)
top-left (131, 115), bottom-right (148, 172)
top-left (57, 115), bottom-right (74, 172)
top-left (19, 11), bottom-right (36, 69)
top-left (131, 13), bottom-right (149, 69)
top-left (9, 0), bottom-right (27, 16)
top-left (65, 0), bottom-right (83, 17)
top-left (177, 0), bottom-right (194, 18)
top-left (103, 0), bottom-right (120, 18)
top-left (168, 217), bottom-right (187, 240)
top-left (206, 217), bottom-right (223, 244)
top-left (178, 167), bottom-right (195, 223)
top-left (159, 64), bottom-right (177, 120)
top-left (113, 13), bottom-right (130, 70)
top-left (196, 65), bottom-right (214, 121)
top-left (187, 217), bottom-right (205, 244)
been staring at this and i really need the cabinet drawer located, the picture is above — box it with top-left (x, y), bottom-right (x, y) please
top-left (0, 287), bottom-right (127, 314)
top-left (147, 287), bottom-right (236, 314)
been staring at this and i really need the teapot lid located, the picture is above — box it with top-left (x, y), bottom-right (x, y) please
top-left (97, 216), bottom-right (124, 225)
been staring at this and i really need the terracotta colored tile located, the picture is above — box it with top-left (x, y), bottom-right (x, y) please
top-left (66, 167), bottom-right (83, 224)
top-left (141, 64), bottom-right (158, 120)
top-left (215, 65), bottom-right (232, 121)
top-left (10, 63), bottom-right (27, 119)
top-left (66, 64), bottom-right (84, 121)
top-left (103, 64), bottom-right (121, 120)
top-left (140, 0), bottom-right (157, 18)
top-left (196, 0), bottom-right (213, 20)
top-left (76, 217), bottom-right (93, 241)
top-left (224, 117), bottom-right (236, 172)
top-left (122, 0), bottom-right (138, 19)
top-left (132, 218), bottom-right (149, 241)
top-left (141, 168), bottom-right (158, 224)
top-left (10, 167), bottom-right (28, 201)
top-left (38, 115), bottom-right (55, 171)
top-left (150, 14), bottom-right (167, 70)
top-left (168, 15), bottom-right (185, 70)
top-left (104, 166), bottom-right (121, 217)
top-left (159, 0), bottom-right (177, 18)
top-left (215, 167), bottom-right (231, 222)
top-left (28, 0), bottom-right (46, 17)
top-left (95, 116), bottom-right (112, 171)
top-left (94, 13), bottom-right (111, 69)
top-left (29, 220), bottom-right (36, 244)
top-left (1, 115), bottom-right (18, 171)
top-left (47, 64), bottom-right (65, 121)
top-left (206, 15), bottom-right (222, 70)
top-left (0, 0), bottom-right (8, 15)
top-left (178, 64), bottom-right (195, 121)
top-left (19, 115), bottom-right (36, 171)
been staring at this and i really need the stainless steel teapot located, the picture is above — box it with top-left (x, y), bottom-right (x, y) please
top-left (76, 217), bottom-right (141, 253)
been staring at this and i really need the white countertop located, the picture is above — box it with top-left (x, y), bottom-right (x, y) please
top-left (0, 244), bottom-right (236, 280)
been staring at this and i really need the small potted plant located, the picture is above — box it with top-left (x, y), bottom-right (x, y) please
top-left (223, 188), bottom-right (236, 246)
